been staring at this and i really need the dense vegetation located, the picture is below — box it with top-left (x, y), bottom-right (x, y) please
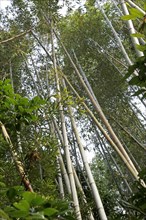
top-left (0, 0), bottom-right (146, 219)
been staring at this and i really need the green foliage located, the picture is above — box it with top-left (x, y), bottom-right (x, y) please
top-left (120, 169), bottom-right (146, 219)
top-left (121, 5), bottom-right (146, 98)
top-left (122, 8), bottom-right (144, 20)
top-left (0, 186), bottom-right (75, 220)
top-left (0, 79), bottom-right (45, 129)
top-left (91, 155), bottom-right (120, 219)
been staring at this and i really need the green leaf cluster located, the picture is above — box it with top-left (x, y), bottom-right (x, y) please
top-left (0, 79), bottom-right (45, 129)
top-left (0, 186), bottom-right (75, 220)
top-left (124, 49), bottom-right (146, 98)
top-left (121, 8), bottom-right (144, 21)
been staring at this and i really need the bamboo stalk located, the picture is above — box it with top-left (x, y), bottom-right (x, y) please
top-left (72, 166), bottom-right (95, 220)
top-left (51, 24), bottom-right (82, 220)
top-left (0, 122), bottom-right (33, 192)
top-left (95, 129), bottom-right (133, 195)
top-left (0, 29), bottom-right (31, 44)
top-left (58, 152), bottom-right (72, 195)
top-left (96, 2), bottom-right (133, 66)
top-left (55, 37), bottom-right (138, 175)
top-left (57, 157), bottom-right (65, 199)
top-left (125, 0), bottom-right (145, 15)
top-left (30, 55), bottom-right (46, 97)
top-left (119, 0), bottom-right (144, 57)
top-left (53, 119), bottom-right (95, 219)
top-left (67, 103), bottom-right (108, 220)
top-left (31, 31), bottom-right (53, 62)
top-left (110, 116), bottom-right (146, 151)
top-left (25, 61), bottom-right (42, 97)
top-left (60, 71), bottom-right (142, 182)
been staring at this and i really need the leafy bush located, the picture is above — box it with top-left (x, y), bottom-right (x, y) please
top-left (0, 186), bottom-right (75, 220)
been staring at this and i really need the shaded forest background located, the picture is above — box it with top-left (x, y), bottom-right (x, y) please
top-left (0, 0), bottom-right (146, 219)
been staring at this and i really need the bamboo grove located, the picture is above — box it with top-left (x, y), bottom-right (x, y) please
top-left (0, 0), bottom-right (146, 219)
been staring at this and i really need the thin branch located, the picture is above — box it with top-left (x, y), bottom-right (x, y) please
top-left (0, 29), bottom-right (31, 44)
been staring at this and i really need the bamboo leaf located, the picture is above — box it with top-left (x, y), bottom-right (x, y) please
top-left (144, 3), bottom-right (146, 11)
top-left (9, 210), bottom-right (29, 218)
top-left (129, 8), bottom-right (144, 18)
top-left (131, 33), bottom-right (145, 38)
top-left (121, 14), bottom-right (137, 20)
top-left (136, 44), bottom-right (146, 52)
top-left (23, 192), bottom-right (45, 206)
top-left (0, 209), bottom-right (10, 220)
top-left (43, 208), bottom-right (58, 216)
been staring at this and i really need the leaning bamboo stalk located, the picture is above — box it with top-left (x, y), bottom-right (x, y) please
top-left (0, 29), bottom-right (31, 44)
top-left (96, 2), bottom-right (133, 66)
top-left (56, 156), bottom-right (65, 199)
top-left (55, 37), bottom-right (138, 175)
top-left (30, 56), bottom-right (46, 97)
top-left (31, 31), bottom-right (53, 62)
top-left (51, 25), bottom-right (82, 220)
top-left (125, 0), bottom-right (145, 15)
top-left (87, 38), bottom-right (146, 107)
top-left (130, 101), bottom-right (146, 122)
top-left (53, 124), bottom-right (72, 195)
top-left (58, 152), bottom-right (72, 195)
top-left (72, 166), bottom-right (95, 220)
top-left (67, 103), bottom-right (108, 220)
top-left (25, 61), bottom-right (42, 97)
top-left (111, 0), bottom-right (123, 15)
top-left (94, 138), bottom-right (126, 197)
top-left (87, 38), bottom-right (128, 69)
top-left (60, 71), bottom-right (142, 182)
top-left (119, 0), bottom-right (144, 57)
top-left (110, 116), bottom-right (146, 151)
top-left (0, 122), bottom-right (33, 192)
top-left (95, 129), bottom-right (132, 194)
top-left (53, 119), bottom-right (94, 219)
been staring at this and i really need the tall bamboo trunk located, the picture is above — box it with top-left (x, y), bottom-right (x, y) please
top-left (51, 24), bottom-right (82, 220)
top-left (68, 103), bottom-right (108, 220)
